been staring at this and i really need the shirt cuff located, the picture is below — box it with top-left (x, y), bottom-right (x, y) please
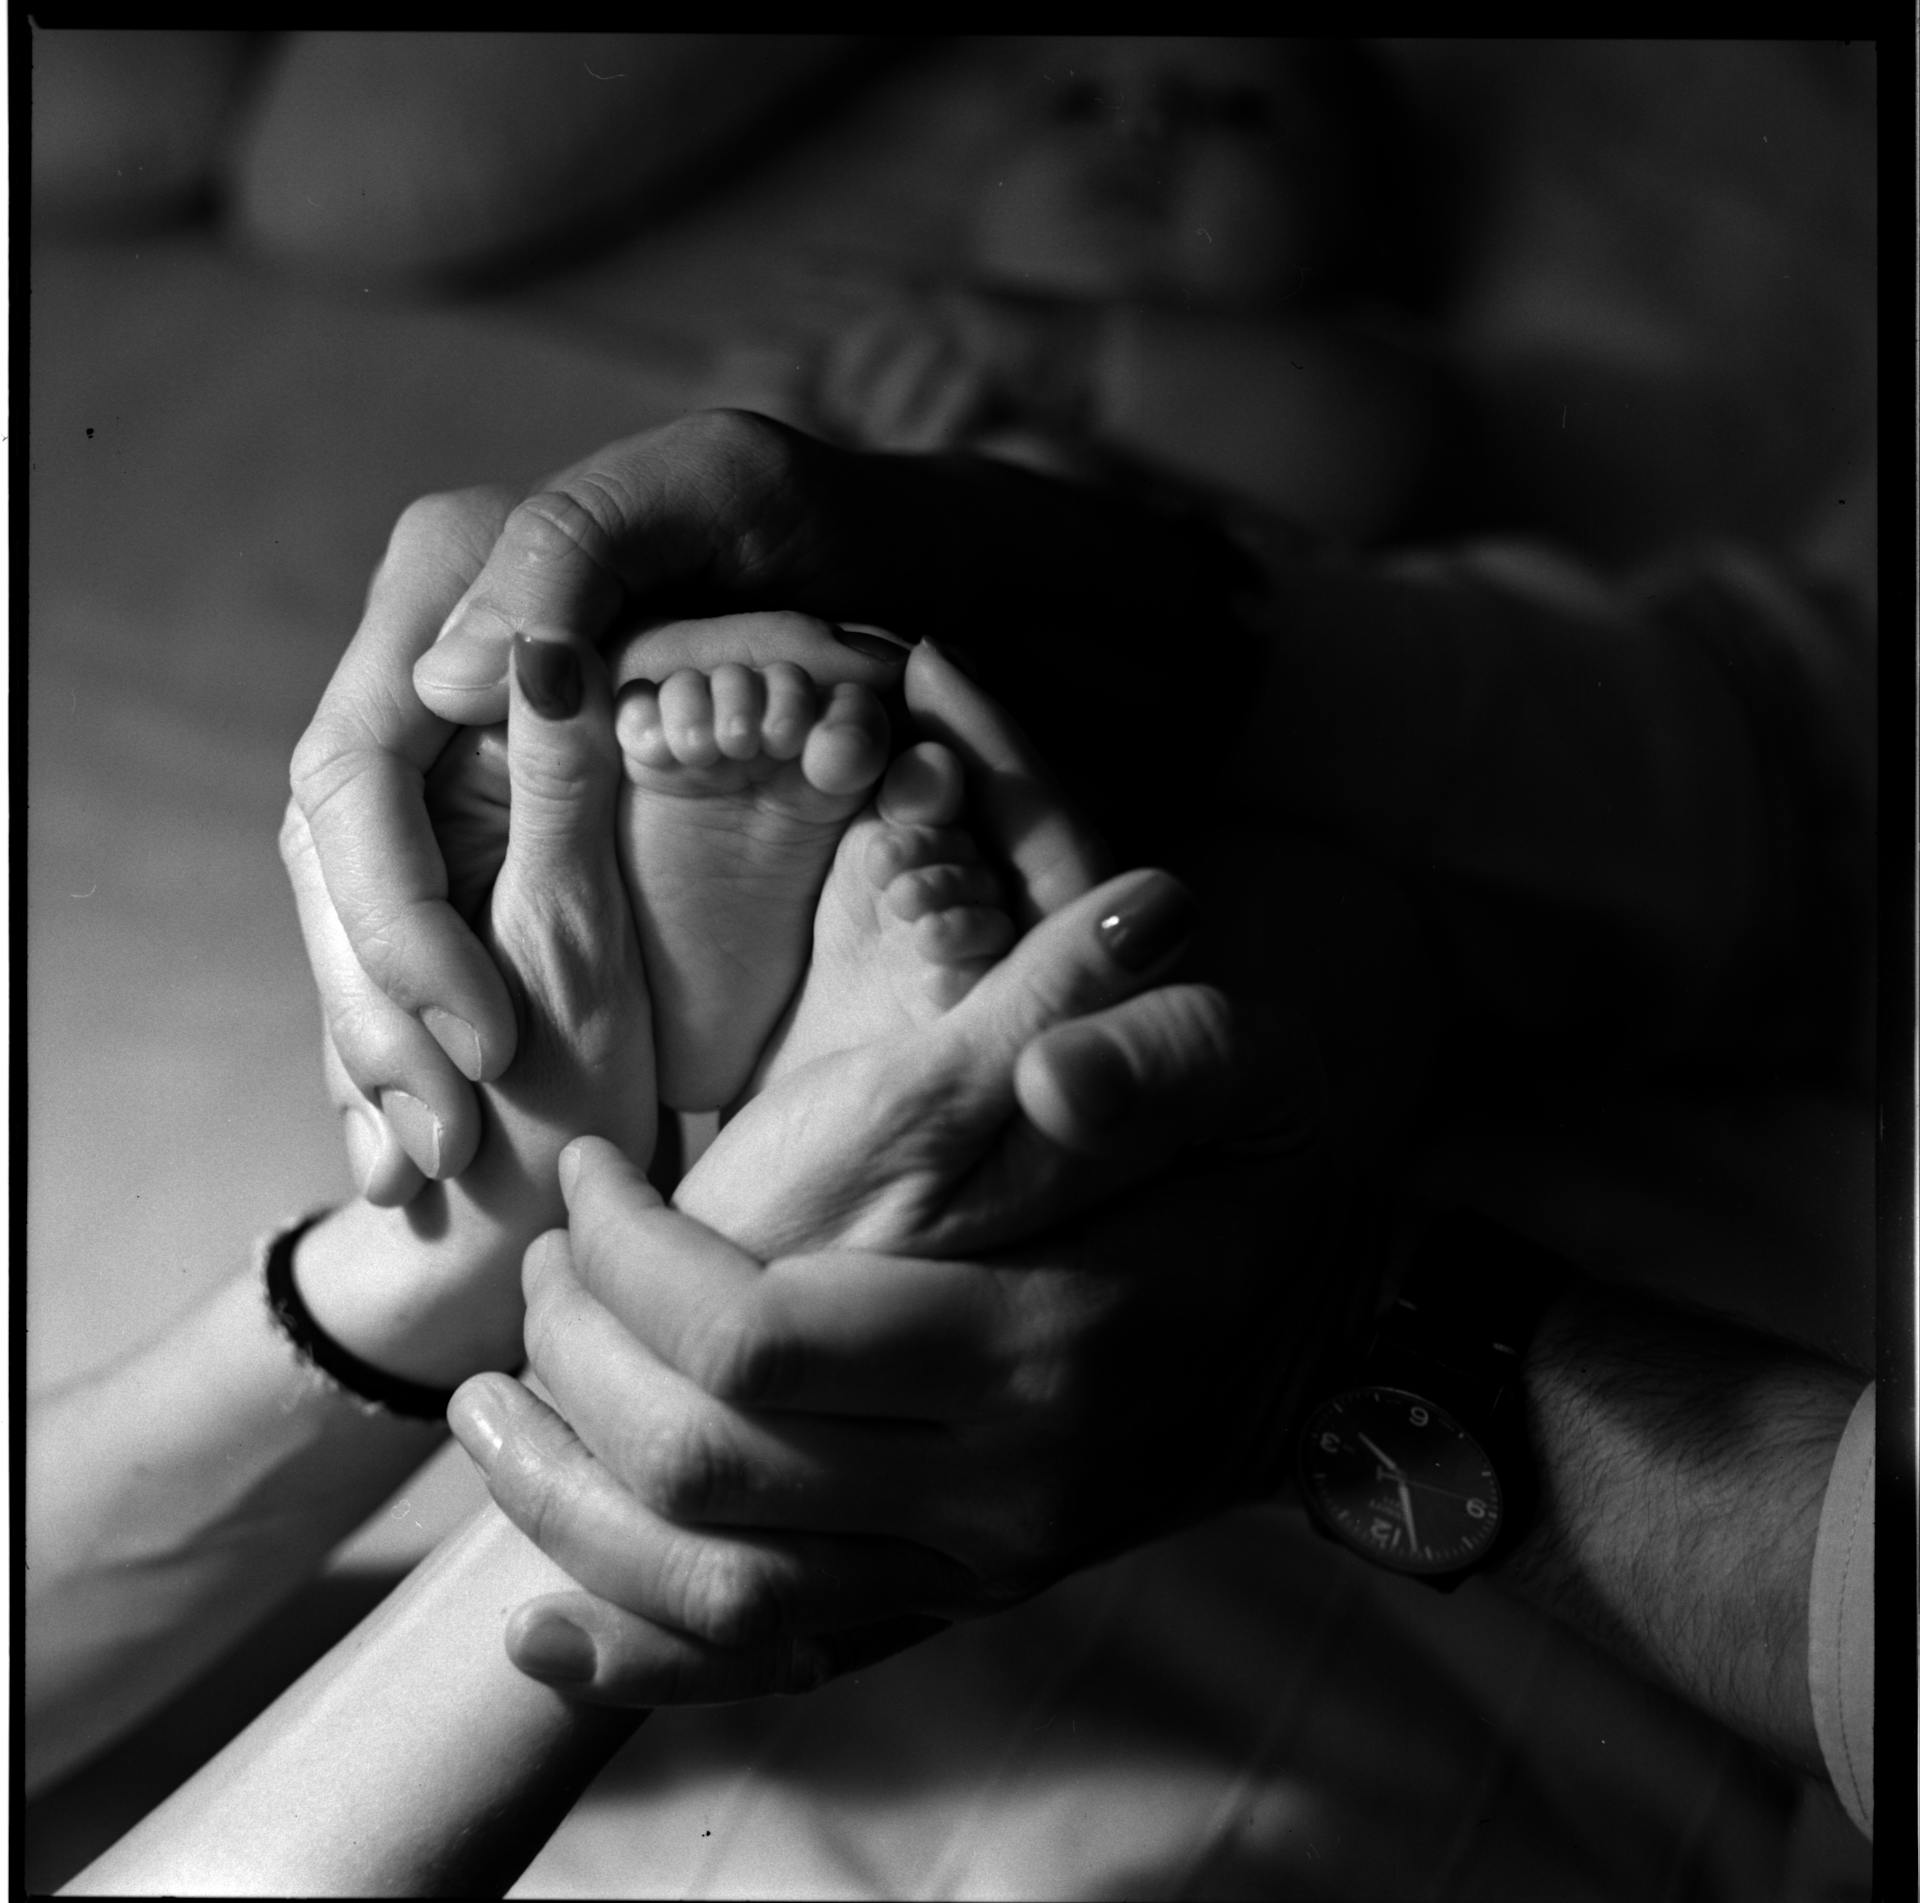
top-left (1807, 1381), bottom-right (1874, 1837)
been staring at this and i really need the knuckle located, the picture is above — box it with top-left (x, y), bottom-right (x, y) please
top-left (507, 488), bottom-right (620, 578)
top-left (688, 1303), bottom-right (800, 1409)
top-left (635, 1410), bottom-right (747, 1525)
top-left (673, 1539), bottom-right (788, 1649)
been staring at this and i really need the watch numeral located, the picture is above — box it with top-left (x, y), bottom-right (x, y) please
top-left (1466, 1497), bottom-right (1489, 1520)
top-left (1368, 1517), bottom-right (1400, 1548)
top-left (1409, 1404), bottom-right (1429, 1427)
top-left (1319, 1432), bottom-right (1341, 1454)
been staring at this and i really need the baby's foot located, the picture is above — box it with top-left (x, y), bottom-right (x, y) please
top-left (753, 739), bottom-right (1016, 1092)
top-left (617, 664), bottom-right (891, 1112)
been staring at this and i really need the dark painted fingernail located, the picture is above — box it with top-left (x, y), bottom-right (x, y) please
top-left (831, 623), bottom-right (912, 663)
top-left (1098, 876), bottom-right (1199, 972)
top-left (513, 1614), bottom-right (597, 1685)
top-left (513, 633), bottom-right (583, 720)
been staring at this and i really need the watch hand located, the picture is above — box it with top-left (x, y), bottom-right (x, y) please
top-left (1396, 1481), bottom-right (1419, 1549)
top-left (1357, 1433), bottom-right (1402, 1476)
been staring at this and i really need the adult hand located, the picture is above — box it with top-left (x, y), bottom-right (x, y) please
top-left (451, 974), bottom-right (1331, 1705)
top-left (288, 412), bottom-right (1264, 1181)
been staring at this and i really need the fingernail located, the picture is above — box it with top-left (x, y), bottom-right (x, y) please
top-left (380, 1090), bottom-right (443, 1177)
top-left (447, 1379), bottom-right (506, 1469)
top-left (342, 1105), bottom-right (384, 1195)
top-left (1045, 1024), bottom-right (1138, 1130)
top-left (514, 633), bottom-right (583, 720)
top-left (557, 1141), bottom-right (583, 1200)
top-left (513, 1615), bottom-right (597, 1686)
top-left (1098, 876), bottom-right (1199, 972)
top-left (831, 623), bottom-right (912, 663)
top-left (423, 1007), bottom-right (484, 1081)
top-left (414, 626), bottom-right (510, 694)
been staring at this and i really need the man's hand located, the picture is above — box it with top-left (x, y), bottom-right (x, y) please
top-left (447, 975), bottom-right (1342, 1706)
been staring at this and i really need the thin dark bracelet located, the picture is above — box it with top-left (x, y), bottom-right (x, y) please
top-left (263, 1211), bottom-right (458, 1422)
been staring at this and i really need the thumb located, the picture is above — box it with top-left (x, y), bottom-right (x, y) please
top-left (1014, 985), bottom-right (1325, 1168)
top-left (938, 868), bottom-right (1198, 1076)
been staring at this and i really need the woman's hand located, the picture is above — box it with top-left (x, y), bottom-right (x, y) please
top-left (286, 413), bottom-right (1264, 1186)
top-left (285, 631), bottom-right (657, 1384)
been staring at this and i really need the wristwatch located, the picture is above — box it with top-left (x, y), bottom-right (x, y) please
top-left (1295, 1208), bottom-right (1561, 1591)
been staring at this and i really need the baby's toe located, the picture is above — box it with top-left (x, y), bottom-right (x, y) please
top-left (801, 683), bottom-right (891, 798)
top-left (615, 683), bottom-right (676, 775)
top-left (915, 903), bottom-right (1016, 966)
top-left (865, 822), bottom-right (978, 887)
top-left (658, 670), bottom-right (721, 768)
top-left (876, 742), bottom-right (965, 829)
top-left (759, 662), bottom-right (815, 762)
top-left (885, 859), bottom-right (1000, 924)
top-left (709, 664), bottom-right (767, 763)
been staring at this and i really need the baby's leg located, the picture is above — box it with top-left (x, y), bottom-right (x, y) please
top-left (616, 664), bottom-right (891, 1112)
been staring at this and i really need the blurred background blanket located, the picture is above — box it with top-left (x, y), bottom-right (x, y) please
top-left (25, 34), bottom-right (1877, 1898)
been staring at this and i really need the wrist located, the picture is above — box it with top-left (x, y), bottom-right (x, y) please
top-left (294, 1197), bottom-right (527, 1390)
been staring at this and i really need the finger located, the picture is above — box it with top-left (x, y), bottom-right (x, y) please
top-left (292, 486), bottom-right (522, 1086)
top-left (520, 1229), bottom-right (974, 1544)
top-left (903, 639), bottom-right (1109, 923)
top-left (499, 634), bottom-right (620, 879)
top-left (1014, 986), bottom-right (1327, 1165)
top-left (413, 415), bottom-right (903, 719)
top-left (558, 1137), bottom-right (1005, 1419)
top-left (935, 868), bottom-right (1200, 1078)
top-left (321, 1032), bottom-right (426, 1206)
top-left (281, 796), bottom-right (482, 1184)
top-left (504, 1592), bottom-right (946, 1707)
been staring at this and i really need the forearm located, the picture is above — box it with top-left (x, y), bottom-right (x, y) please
top-left (64, 1504), bottom-right (638, 1898)
top-left (26, 1194), bottom-right (527, 1793)
top-left (1494, 1272), bottom-right (1861, 1775)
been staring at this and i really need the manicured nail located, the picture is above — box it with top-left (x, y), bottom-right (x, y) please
top-left (1044, 1024), bottom-right (1138, 1130)
top-left (513, 1614), bottom-right (597, 1686)
top-left (513, 633), bottom-right (583, 720)
top-left (447, 1378), bottom-right (507, 1468)
top-left (380, 1090), bottom-right (443, 1177)
top-left (831, 623), bottom-right (912, 663)
top-left (557, 1141), bottom-right (583, 1200)
top-left (423, 1007), bottom-right (483, 1081)
top-left (1098, 876), bottom-right (1199, 973)
top-left (341, 1105), bottom-right (384, 1196)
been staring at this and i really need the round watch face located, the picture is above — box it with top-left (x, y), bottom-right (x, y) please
top-left (1297, 1385), bottom-right (1503, 1575)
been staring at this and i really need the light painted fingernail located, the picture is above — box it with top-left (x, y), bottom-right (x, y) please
top-left (557, 1142), bottom-right (583, 1199)
top-left (513, 1615), bottom-right (597, 1686)
top-left (341, 1105), bottom-right (384, 1195)
top-left (423, 1007), bottom-right (484, 1080)
top-left (380, 1090), bottom-right (443, 1177)
top-left (447, 1379), bottom-right (506, 1468)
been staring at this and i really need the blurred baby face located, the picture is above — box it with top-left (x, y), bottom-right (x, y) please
top-left (974, 37), bottom-right (1369, 310)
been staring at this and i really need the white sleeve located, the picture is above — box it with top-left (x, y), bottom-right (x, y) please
top-left (1806, 1381), bottom-right (1874, 1837)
